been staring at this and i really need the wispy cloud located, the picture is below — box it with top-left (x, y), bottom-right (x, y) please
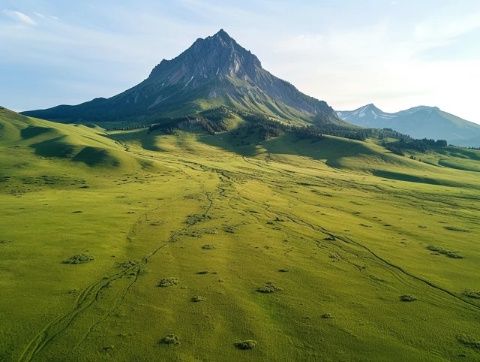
top-left (414, 12), bottom-right (480, 46)
top-left (263, 7), bottom-right (480, 122)
top-left (33, 12), bottom-right (59, 21)
top-left (2, 9), bottom-right (37, 26)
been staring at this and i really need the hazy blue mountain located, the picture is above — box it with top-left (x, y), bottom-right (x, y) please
top-left (337, 104), bottom-right (480, 147)
top-left (23, 30), bottom-right (344, 127)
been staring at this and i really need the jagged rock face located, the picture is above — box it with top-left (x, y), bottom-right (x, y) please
top-left (148, 30), bottom-right (262, 86)
top-left (23, 29), bottom-right (342, 126)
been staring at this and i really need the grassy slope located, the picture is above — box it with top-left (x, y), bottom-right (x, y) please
top-left (1, 109), bottom-right (480, 361)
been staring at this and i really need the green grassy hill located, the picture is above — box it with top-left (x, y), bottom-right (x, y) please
top-left (0, 107), bottom-right (145, 172)
top-left (1, 108), bottom-right (480, 361)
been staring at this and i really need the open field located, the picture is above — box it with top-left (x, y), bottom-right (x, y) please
top-left (1, 108), bottom-right (480, 361)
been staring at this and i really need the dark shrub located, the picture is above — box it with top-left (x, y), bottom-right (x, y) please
top-left (234, 340), bottom-right (257, 350)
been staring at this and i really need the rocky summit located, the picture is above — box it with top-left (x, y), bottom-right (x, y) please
top-left (23, 29), bottom-right (342, 127)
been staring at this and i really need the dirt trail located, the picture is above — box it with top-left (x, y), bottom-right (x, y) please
top-left (229, 175), bottom-right (480, 313)
top-left (19, 167), bottom-right (220, 362)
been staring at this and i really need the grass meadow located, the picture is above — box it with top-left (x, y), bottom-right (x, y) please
top-left (1, 108), bottom-right (479, 361)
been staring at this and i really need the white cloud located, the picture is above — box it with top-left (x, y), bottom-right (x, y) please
top-left (2, 10), bottom-right (37, 26)
top-left (34, 12), bottom-right (59, 21)
top-left (414, 12), bottom-right (480, 45)
top-left (263, 12), bottom-right (480, 123)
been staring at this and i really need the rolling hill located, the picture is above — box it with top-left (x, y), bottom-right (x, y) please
top-left (1, 106), bottom-right (480, 360)
top-left (337, 104), bottom-right (480, 147)
top-left (0, 107), bottom-right (142, 170)
top-left (22, 30), bottom-right (345, 128)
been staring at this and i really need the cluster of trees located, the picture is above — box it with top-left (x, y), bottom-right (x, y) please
top-left (248, 123), bottom-right (282, 140)
top-left (239, 113), bottom-right (325, 141)
top-left (146, 107), bottom-right (450, 154)
top-left (106, 123), bottom-right (152, 131)
top-left (148, 116), bottom-right (227, 135)
top-left (148, 110), bottom-right (230, 135)
top-left (324, 125), bottom-right (449, 154)
top-left (148, 117), bottom-right (189, 134)
top-left (383, 138), bottom-right (448, 155)
top-left (200, 106), bottom-right (235, 122)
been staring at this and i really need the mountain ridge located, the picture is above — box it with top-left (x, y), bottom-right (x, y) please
top-left (23, 29), bottom-right (345, 128)
top-left (337, 104), bottom-right (480, 147)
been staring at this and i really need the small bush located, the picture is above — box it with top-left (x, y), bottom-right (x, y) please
top-left (278, 268), bottom-right (289, 273)
top-left (63, 254), bottom-right (94, 264)
top-left (191, 295), bottom-right (206, 302)
top-left (117, 260), bottom-right (138, 269)
top-left (321, 313), bottom-right (333, 319)
top-left (186, 214), bottom-right (211, 225)
top-left (464, 290), bottom-right (480, 299)
top-left (160, 334), bottom-right (180, 346)
top-left (101, 345), bottom-right (114, 352)
top-left (158, 277), bottom-right (178, 287)
top-left (457, 334), bottom-right (480, 350)
top-left (444, 226), bottom-right (469, 232)
top-left (182, 230), bottom-right (201, 238)
top-left (234, 340), bottom-right (257, 350)
top-left (399, 295), bottom-right (417, 302)
top-left (257, 282), bottom-right (282, 293)
top-left (427, 245), bottom-right (463, 259)
top-left (224, 226), bottom-right (235, 233)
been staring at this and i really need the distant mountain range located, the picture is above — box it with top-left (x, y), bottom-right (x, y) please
top-left (337, 104), bottom-right (480, 147)
top-left (23, 29), bottom-right (344, 127)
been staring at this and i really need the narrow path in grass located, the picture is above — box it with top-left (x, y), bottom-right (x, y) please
top-left (256, 191), bottom-right (480, 312)
top-left (19, 167), bottom-right (220, 362)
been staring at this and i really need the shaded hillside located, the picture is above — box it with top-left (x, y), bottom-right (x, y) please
top-left (0, 107), bottom-right (141, 170)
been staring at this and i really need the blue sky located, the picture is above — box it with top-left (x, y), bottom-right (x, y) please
top-left (1, 0), bottom-right (480, 123)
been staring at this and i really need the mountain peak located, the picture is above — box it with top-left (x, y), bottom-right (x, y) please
top-left (337, 103), bottom-right (392, 122)
top-left (202, 28), bottom-right (235, 47)
top-left (202, 28), bottom-right (244, 53)
top-left (214, 28), bottom-right (230, 39)
top-left (364, 103), bottom-right (382, 112)
top-left (337, 103), bottom-right (480, 146)
top-left (208, 29), bottom-right (239, 48)
top-left (23, 30), bottom-right (341, 127)
top-left (148, 29), bottom-right (262, 84)
top-left (404, 105), bottom-right (439, 112)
